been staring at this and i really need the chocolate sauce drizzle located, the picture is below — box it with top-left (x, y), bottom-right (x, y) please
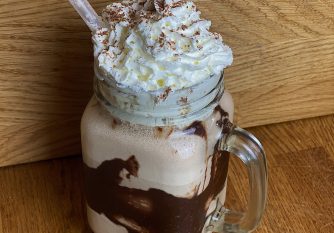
top-left (85, 149), bottom-right (229, 233)
top-left (183, 121), bottom-right (207, 140)
top-left (84, 105), bottom-right (233, 233)
top-left (215, 105), bottom-right (233, 133)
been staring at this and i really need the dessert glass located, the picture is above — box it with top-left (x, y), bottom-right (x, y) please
top-left (81, 64), bottom-right (267, 233)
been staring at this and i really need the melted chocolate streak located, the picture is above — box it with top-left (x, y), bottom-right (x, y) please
top-left (84, 105), bottom-right (232, 233)
top-left (215, 105), bottom-right (233, 134)
top-left (184, 121), bottom-right (207, 140)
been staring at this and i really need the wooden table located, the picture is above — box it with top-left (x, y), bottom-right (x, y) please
top-left (0, 115), bottom-right (333, 233)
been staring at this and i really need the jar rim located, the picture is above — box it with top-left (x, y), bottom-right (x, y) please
top-left (94, 64), bottom-right (224, 96)
top-left (93, 65), bottom-right (225, 126)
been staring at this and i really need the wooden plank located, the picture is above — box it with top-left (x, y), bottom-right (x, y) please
top-left (0, 117), bottom-right (81, 167)
top-left (227, 35), bottom-right (334, 127)
top-left (0, 157), bottom-right (89, 233)
top-left (0, 115), bottom-right (333, 232)
top-left (0, 0), bottom-right (334, 166)
top-left (197, 0), bottom-right (334, 127)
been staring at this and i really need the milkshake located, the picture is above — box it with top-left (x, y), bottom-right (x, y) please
top-left (80, 1), bottom-right (266, 233)
top-left (82, 89), bottom-right (233, 233)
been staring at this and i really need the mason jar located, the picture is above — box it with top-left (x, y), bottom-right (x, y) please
top-left (81, 64), bottom-right (267, 233)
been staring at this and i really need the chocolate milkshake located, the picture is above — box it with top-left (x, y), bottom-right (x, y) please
top-left (81, 0), bottom-right (266, 233)
top-left (82, 90), bottom-right (234, 233)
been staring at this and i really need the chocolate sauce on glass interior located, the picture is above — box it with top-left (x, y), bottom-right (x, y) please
top-left (84, 150), bottom-right (229, 233)
top-left (84, 105), bottom-right (232, 233)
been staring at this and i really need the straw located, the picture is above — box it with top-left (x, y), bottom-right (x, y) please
top-left (69, 0), bottom-right (102, 32)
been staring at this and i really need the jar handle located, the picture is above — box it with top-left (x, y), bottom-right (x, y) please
top-left (207, 126), bottom-right (268, 233)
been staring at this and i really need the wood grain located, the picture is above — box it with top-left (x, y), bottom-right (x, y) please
top-left (227, 115), bottom-right (334, 233)
top-left (0, 115), bottom-right (333, 233)
top-left (0, 0), bottom-right (334, 166)
top-left (0, 157), bottom-right (89, 233)
top-left (198, 0), bottom-right (334, 126)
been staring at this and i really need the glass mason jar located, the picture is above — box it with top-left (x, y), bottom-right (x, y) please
top-left (81, 64), bottom-right (267, 233)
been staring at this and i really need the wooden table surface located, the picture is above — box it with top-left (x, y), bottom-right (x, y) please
top-left (0, 115), bottom-right (333, 233)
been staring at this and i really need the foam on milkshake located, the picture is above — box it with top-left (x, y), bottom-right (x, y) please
top-left (93, 0), bottom-right (232, 91)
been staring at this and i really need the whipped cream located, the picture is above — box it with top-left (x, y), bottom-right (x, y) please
top-left (93, 0), bottom-right (233, 91)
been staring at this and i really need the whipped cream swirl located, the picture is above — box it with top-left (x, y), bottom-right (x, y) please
top-left (93, 0), bottom-right (233, 91)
